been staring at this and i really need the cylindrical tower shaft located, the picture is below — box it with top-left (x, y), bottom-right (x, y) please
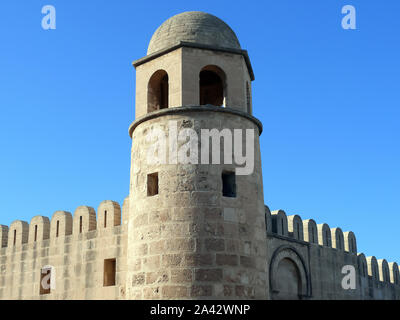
top-left (127, 107), bottom-right (267, 299)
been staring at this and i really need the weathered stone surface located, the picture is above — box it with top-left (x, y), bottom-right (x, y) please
top-left (147, 11), bottom-right (241, 55)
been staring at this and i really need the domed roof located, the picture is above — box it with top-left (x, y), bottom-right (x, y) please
top-left (147, 11), bottom-right (241, 55)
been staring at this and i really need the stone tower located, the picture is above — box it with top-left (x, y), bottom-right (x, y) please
top-left (126, 11), bottom-right (268, 299)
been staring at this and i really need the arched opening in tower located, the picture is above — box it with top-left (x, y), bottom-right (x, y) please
top-left (148, 70), bottom-right (169, 112)
top-left (199, 66), bottom-right (225, 106)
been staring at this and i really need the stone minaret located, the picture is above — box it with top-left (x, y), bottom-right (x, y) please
top-left (127, 11), bottom-right (268, 299)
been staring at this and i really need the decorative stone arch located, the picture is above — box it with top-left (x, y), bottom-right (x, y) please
top-left (0, 225), bottom-right (8, 248)
top-left (264, 205), bottom-right (272, 233)
top-left (73, 206), bottom-right (96, 236)
top-left (271, 210), bottom-right (288, 237)
top-left (317, 223), bottom-right (331, 247)
top-left (388, 262), bottom-right (400, 285)
top-left (199, 65), bottom-right (227, 107)
top-left (50, 211), bottom-right (73, 238)
top-left (29, 216), bottom-right (50, 243)
top-left (8, 220), bottom-right (29, 247)
top-left (331, 227), bottom-right (344, 251)
top-left (97, 200), bottom-right (121, 230)
top-left (287, 215), bottom-right (303, 241)
top-left (366, 256), bottom-right (379, 281)
top-left (377, 259), bottom-right (390, 282)
top-left (148, 69), bottom-right (169, 112)
top-left (269, 246), bottom-right (310, 300)
top-left (357, 253), bottom-right (368, 278)
top-left (302, 219), bottom-right (318, 244)
top-left (343, 231), bottom-right (357, 254)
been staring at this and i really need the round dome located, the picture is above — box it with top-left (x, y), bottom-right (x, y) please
top-left (147, 11), bottom-right (241, 55)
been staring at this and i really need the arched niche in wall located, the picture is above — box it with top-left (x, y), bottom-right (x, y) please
top-left (269, 246), bottom-right (310, 300)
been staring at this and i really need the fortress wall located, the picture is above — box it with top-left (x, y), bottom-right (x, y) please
top-left (0, 200), bottom-right (128, 300)
top-left (1, 198), bottom-right (399, 300)
top-left (265, 206), bottom-right (400, 300)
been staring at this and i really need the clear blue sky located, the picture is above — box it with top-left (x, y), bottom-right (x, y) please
top-left (0, 1), bottom-right (399, 263)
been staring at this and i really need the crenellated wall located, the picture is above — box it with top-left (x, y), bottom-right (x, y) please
top-left (0, 200), bottom-right (399, 300)
top-left (0, 199), bottom-right (129, 300)
top-left (265, 205), bottom-right (400, 300)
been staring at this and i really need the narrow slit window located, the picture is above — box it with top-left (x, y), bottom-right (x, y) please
top-left (222, 171), bottom-right (236, 198)
top-left (40, 267), bottom-right (51, 295)
top-left (104, 259), bottom-right (116, 287)
top-left (34, 225), bottom-right (38, 242)
top-left (13, 230), bottom-right (16, 246)
top-left (147, 173), bottom-right (159, 197)
top-left (246, 82), bottom-right (251, 113)
top-left (79, 216), bottom-right (83, 234)
top-left (56, 221), bottom-right (59, 238)
top-left (104, 211), bottom-right (107, 228)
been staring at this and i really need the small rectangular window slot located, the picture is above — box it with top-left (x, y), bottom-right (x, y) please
top-left (40, 268), bottom-right (52, 295)
top-left (222, 171), bottom-right (236, 198)
top-left (104, 259), bottom-right (116, 287)
top-left (147, 173), bottom-right (159, 197)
